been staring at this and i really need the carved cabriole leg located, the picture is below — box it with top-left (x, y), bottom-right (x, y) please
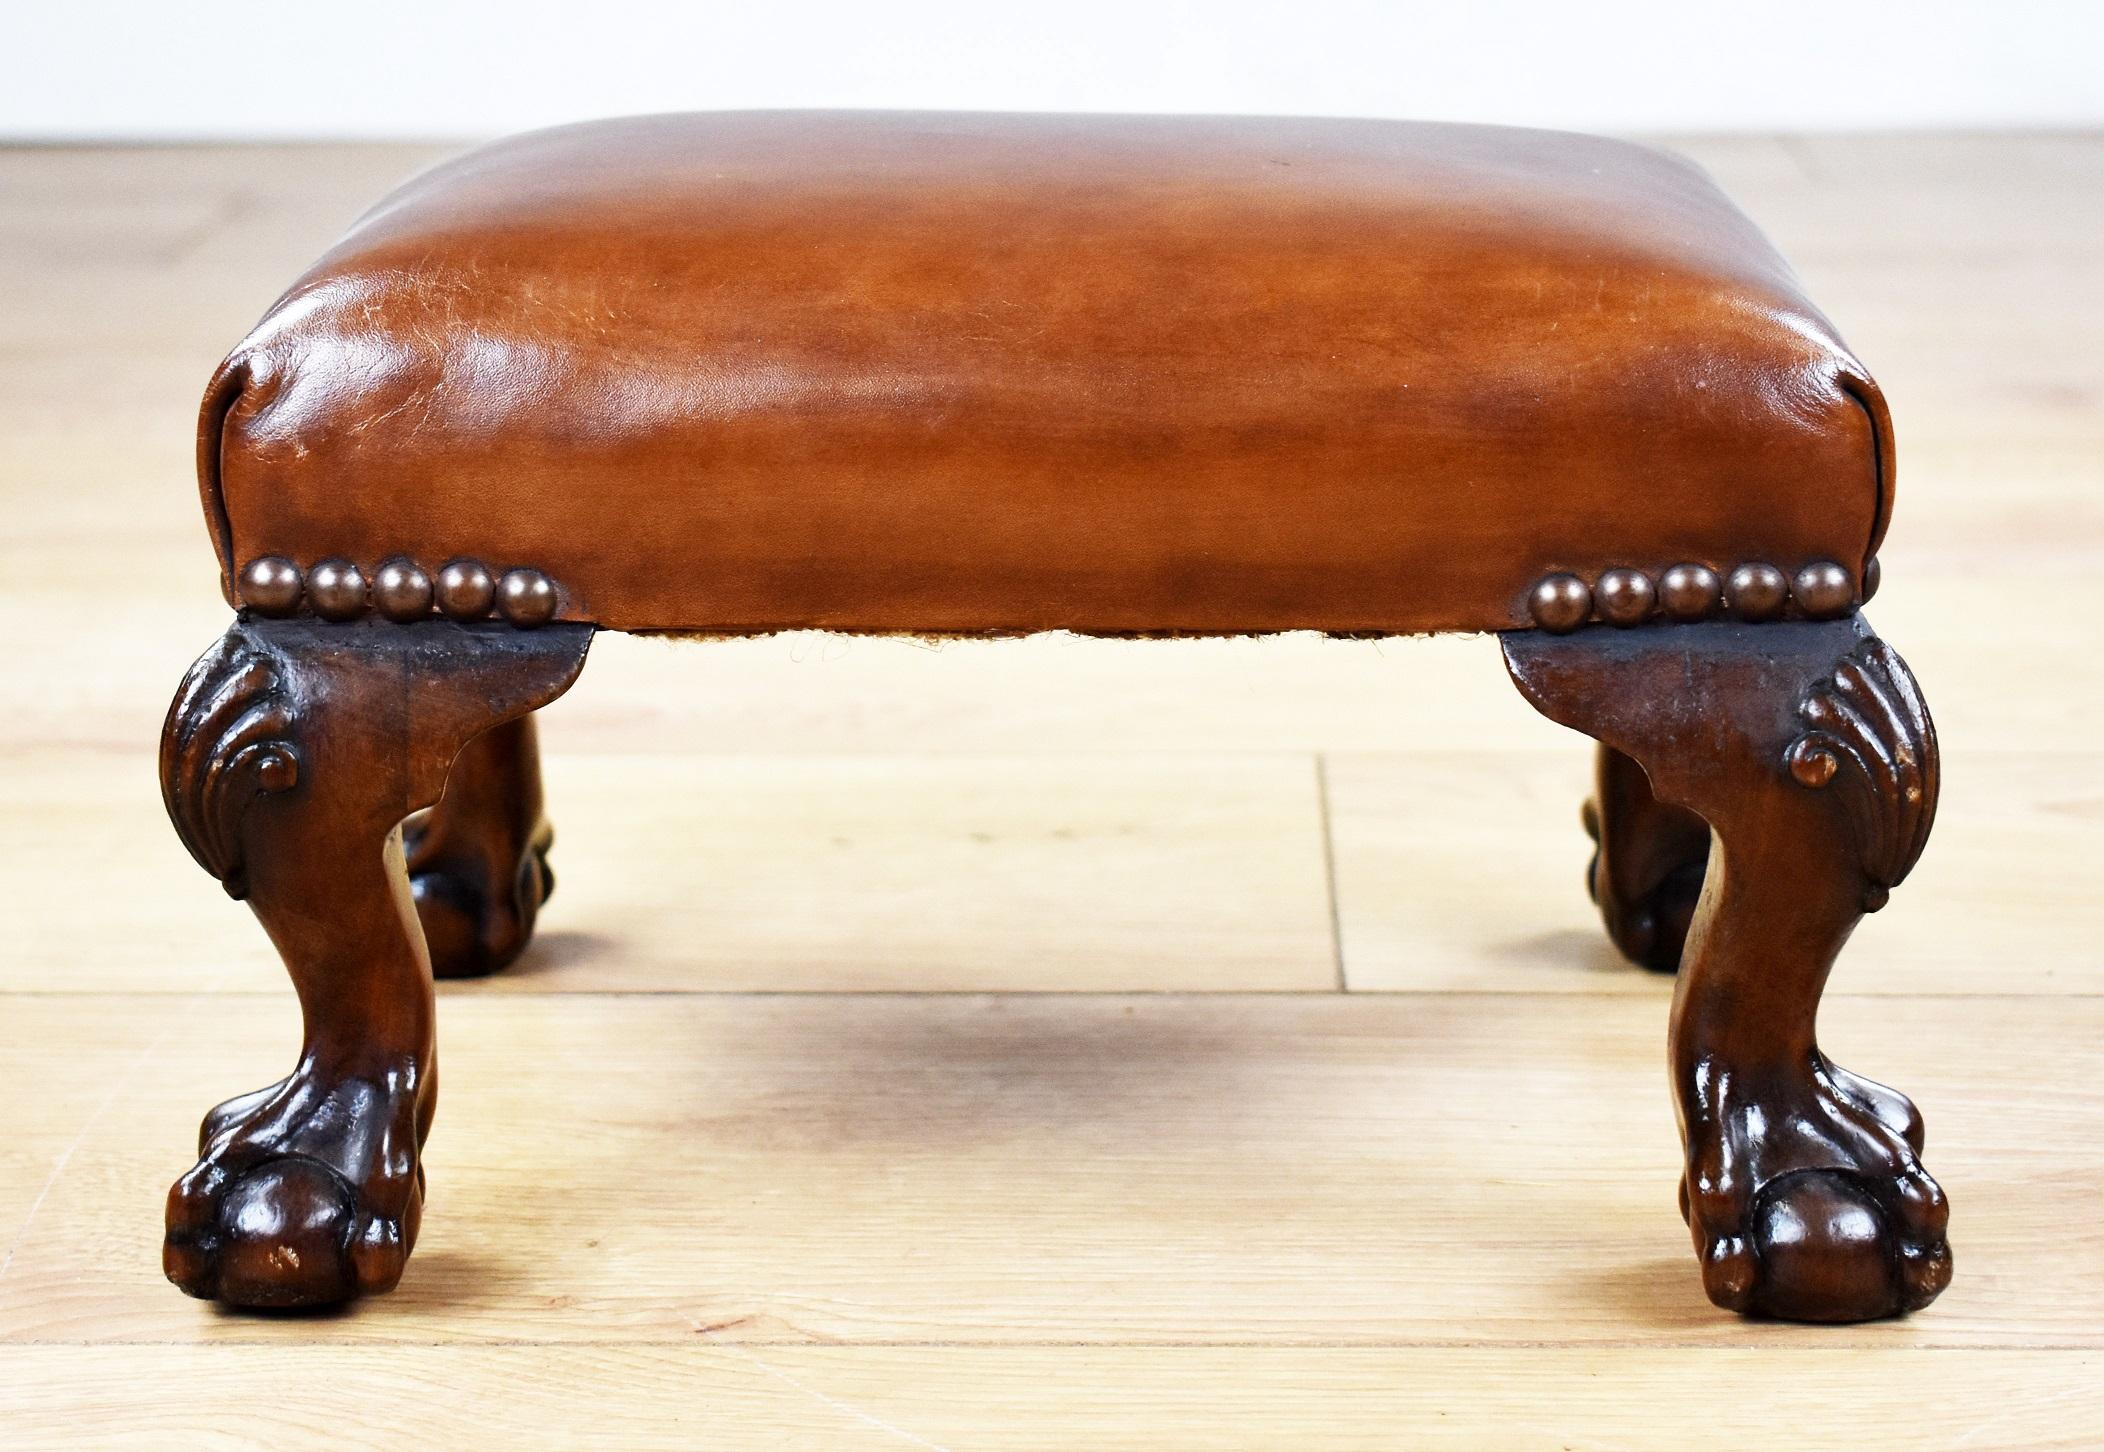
top-left (1504, 615), bottom-right (1949, 1322)
top-left (407, 715), bottom-right (557, 979)
top-left (160, 618), bottom-right (592, 1307)
top-left (1584, 744), bottom-right (1712, 973)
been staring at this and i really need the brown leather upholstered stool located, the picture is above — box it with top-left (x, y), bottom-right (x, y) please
top-left (161, 113), bottom-right (1946, 1322)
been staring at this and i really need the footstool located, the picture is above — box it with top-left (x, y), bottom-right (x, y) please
top-left (161, 112), bottom-right (1947, 1322)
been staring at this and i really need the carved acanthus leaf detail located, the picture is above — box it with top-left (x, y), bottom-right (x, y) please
top-left (1784, 636), bottom-right (1938, 910)
top-left (160, 633), bottom-right (301, 899)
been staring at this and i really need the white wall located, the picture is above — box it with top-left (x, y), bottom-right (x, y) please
top-left (4, 0), bottom-right (2099, 140)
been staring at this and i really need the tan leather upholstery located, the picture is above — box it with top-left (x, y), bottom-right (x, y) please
top-left (199, 112), bottom-right (1891, 635)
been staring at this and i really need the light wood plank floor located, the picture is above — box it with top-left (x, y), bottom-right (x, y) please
top-left (2, 132), bottom-right (2100, 1449)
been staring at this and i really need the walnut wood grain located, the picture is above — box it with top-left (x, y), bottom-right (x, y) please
top-left (158, 617), bottom-right (591, 1307)
top-left (406, 715), bottom-right (557, 980)
top-left (1505, 614), bottom-right (1948, 1322)
top-left (1582, 744), bottom-right (1711, 973)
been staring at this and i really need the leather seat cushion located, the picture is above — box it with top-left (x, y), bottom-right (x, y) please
top-left (199, 112), bottom-right (1892, 635)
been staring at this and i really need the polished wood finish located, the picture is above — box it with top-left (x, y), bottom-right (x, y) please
top-left (406, 715), bottom-right (558, 980)
top-left (1582, 744), bottom-right (1711, 973)
top-left (158, 619), bottom-right (590, 1306)
top-left (156, 610), bottom-right (1955, 1319)
top-left (156, 113), bottom-right (1948, 1319)
top-left (1506, 615), bottom-right (1946, 1320)
top-left (6, 132), bottom-right (2102, 1442)
top-left (145, 115), bottom-right (1932, 1316)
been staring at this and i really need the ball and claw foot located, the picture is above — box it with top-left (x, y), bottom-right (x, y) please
top-left (159, 622), bottom-right (592, 1310)
top-left (407, 815), bottom-right (556, 979)
top-left (1679, 1055), bottom-right (1951, 1322)
top-left (163, 1065), bottom-right (426, 1309)
top-left (1509, 618), bottom-right (1950, 1323)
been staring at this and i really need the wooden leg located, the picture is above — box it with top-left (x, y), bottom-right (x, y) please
top-left (158, 617), bottom-right (592, 1307)
top-left (407, 715), bottom-right (556, 979)
top-left (1584, 744), bottom-right (1711, 972)
top-left (1505, 615), bottom-right (1950, 1322)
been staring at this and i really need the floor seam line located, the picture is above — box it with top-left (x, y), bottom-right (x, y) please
top-left (1314, 751), bottom-right (1348, 993)
top-left (1, 1339), bottom-right (2085, 1352)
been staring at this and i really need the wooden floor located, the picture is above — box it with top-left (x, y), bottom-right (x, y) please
top-left (1, 132), bottom-right (2101, 1448)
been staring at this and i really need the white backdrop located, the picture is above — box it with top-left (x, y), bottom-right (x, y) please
top-left (3, 0), bottom-right (2099, 139)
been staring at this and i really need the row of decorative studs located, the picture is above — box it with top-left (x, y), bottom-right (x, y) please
top-left (237, 555), bottom-right (560, 627)
top-left (1527, 558), bottom-right (1875, 634)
